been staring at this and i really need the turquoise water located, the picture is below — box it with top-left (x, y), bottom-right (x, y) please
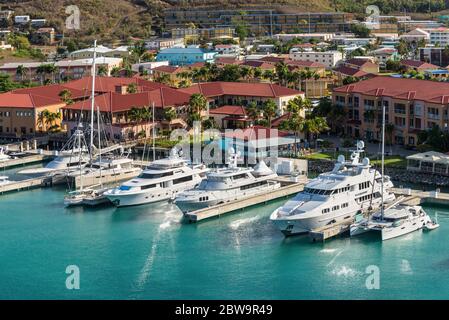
top-left (1, 168), bottom-right (449, 299)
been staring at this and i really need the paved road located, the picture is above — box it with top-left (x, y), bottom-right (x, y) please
top-left (319, 134), bottom-right (416, 157)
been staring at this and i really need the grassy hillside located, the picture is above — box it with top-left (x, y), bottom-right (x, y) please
top-left (0, 0), bottom-right (448, 47)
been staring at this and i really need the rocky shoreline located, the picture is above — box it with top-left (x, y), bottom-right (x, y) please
top-left (308, 159), bottom-right (449, 187)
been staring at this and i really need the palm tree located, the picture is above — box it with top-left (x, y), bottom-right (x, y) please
top-left (262, 69), bottom-right (275, 83)
top-left (246, 101), bottom-right (260, 123)
top-left (188, 93), bottom-right (208, 125)
top-left (59, 89), bottom-right (73, 105)
top-left (286, 96), bottom-right (304, 119)
top-left (287, 114), bottom-right (305, 155)
top-left (156, 73), bottom-right (171, 85)
top-left (164, 107), bottom-right (177, 131)
top-left (45, 111), bottom-right (61, 132)
top-left (239, 66), bottom-right (252, 82)
top-left (97, 65), bottom-right (108, 76)
top-left (275, 62), bottom-right (289, 86)
top-left (37, 109), bottom-right (50, 132)
top-left (16, 64), bottom-right (26, 82)
top-left (127, 83), bottom-right (138, 94)
top-left (302, 116), bottom-right (329, 148)
top-left (263, 99), bottom-right (277, 128)
top-left (128, 107), bottom-right (143, 136)
top-left (253, 67), bottom-right (262, 80)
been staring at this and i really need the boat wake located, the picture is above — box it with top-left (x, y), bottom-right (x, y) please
top-left (229, 216), bottom-right (260, 230)
top-left (320, 248), bottom-right (338, 254)
top-left (331, 266), bottom-right (361, 277)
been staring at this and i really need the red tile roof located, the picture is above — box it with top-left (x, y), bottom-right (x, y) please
top-left (63, 87), bottom-right (192, 112)
top-left (13, 83), bottom-right (87, 100)
top-left (209, 105), bottom-right (246, 116)
top-left (345, 58), bottom-right (377, 68)
top-left (285, 59), bottom-right (325, 68)
top-left (400, 59), bottom-right (440, 70)
top-left (241, 60), bottom-right (275, 70)
top-left (333, 76), bottom-right (449, 104)
top-left (152, 65), bottom-right (183, 74)
top-left (63, 76), bottom-right (168, 93)
top-left (333, 65), bottom-right (370, 77)
top-left (215, 57), bottom-right (241, 65)
top-left (179, 82), bottom-right (302, 98)
top-left (0, 91), bottom-right (62, 108)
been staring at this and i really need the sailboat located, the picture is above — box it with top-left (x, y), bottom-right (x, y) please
top-left (349, 102), bottom-right (436, 240)
top-left (64, 41), bottom-right (111, 207)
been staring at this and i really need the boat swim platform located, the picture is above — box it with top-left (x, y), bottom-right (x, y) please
top-left (0, 176), bottom-right (54, 194)
top-left (0, 153), bottom-right (53, 170)
top-left (183, 176), bottom-right (308, 223)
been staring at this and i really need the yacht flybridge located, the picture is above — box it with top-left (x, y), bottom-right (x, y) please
top-left (104, 148), bottom-right (208, 207)
top-left (270, 141), bottom-right (396, 236)
top-left (175, 149), bottom-right (281, 213)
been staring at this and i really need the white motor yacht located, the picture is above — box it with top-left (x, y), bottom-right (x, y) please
top-left (350, 204), bottom-right (433, 240)
top-left (0, 147), bottom-right (11, 162)
top-left (175, 150), bottom-right (280, 213)
top-left (104, 148), bottom-right (208, 207)
top-left (270, 141), bottom-right (396, 236)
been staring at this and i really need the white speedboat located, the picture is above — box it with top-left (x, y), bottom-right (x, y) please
top-left (175, 150), bottom-right (280, 213)
top-left (270, 141), bottom-right (396, 236)
top-left (0, 147), bottom-right (11, 162)
top-left (350, 204), bottom-right (433, 240)
top-left (0, 175), bottom-right (12, 186)
top-left (104, 148), bottom-right (208, 207)
top-left (18, 126), bottom-right (89, 178)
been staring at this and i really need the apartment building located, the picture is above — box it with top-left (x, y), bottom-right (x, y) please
top-left (0, 57), bottom-right (123, 82)
top-left (419, 47), bottom-right (449, 67)
top-left (164, 9), bottom-right (353, 35)
top-left (332, 77), bottom-right (449, 146)
top-left (171, 27), bottom-right (235, 40)
top-left (289, 50), bottom-right (343, 69)
top-left (156, 47), bottom-right (217, 66)
top-left (428, 27), bottom-right (449, 46)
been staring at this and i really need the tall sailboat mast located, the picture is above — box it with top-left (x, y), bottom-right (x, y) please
top-left (89, 40), bottom-right (97, 155)
top-left (381, 103), bottom-right (386, 219)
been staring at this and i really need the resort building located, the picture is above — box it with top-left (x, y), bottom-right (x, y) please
top-left (428, 28), bottom-right (449, 46)
top-left (400, 59), bottom-right (440, 72)
top-left (399, 28), bottom-right (430, 43)
top-left (163, 9), bottom-right (354, 35)
top-left (419, 47), bottom-right (449, 67)
top-left (62, 87), bottom-right (191, 140)
top-left (144, 38), bottom-right (184, 50)
top-left (156, 47), bottom-right (217, 66)
top-left (332, 77), bottom-right (449, 146)
top-left (289, 50), bottom-right (343, 69)
top-left (0, 84), bottom-right (86, 137)
top-left (0, 57), bottom-right (123, 82)
top-left (179, 82), bottom-right (304, 115)
top-left (171, 27), bottom-right (235, 41)
top-left (68, 45), bottom-right (130, 59)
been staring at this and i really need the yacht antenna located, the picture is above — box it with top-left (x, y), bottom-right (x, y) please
top-left (381, 103), bottom-right (386, 219)
top-left (89, 40), bottom-right (97, 157)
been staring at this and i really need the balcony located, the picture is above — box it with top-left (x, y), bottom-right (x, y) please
top-left (427, 113), bottom-right (440, 120)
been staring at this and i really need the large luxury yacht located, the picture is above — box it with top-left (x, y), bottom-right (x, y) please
top-left (174, 149), bottom-right (281, 213)
top-left (270, 141), bottom-right (396, 236)
top-left (104, 148), bottom-right (208, 207)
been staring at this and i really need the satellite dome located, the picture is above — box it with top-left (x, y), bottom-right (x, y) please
top-left (337, 155), bottom-right (345, 163)
top-left (362, 157), bottom-right (370, 166)
top-left (253, 160), bottom-right (274, 176)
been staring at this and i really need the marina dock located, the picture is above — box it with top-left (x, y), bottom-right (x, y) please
top-left (309, 216), bottom-right (354, 242)
top-left (0, 153), bottom-right (53, 170)
top-left (0, 176), bottom-right (53, 194)
top-left (184, 176), bottom-right (307, 222)
top-left (392, 188), bottom-right (449, 206)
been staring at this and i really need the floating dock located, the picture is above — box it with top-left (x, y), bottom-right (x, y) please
top-left (392, 188), bottom-right (449, 206)
top-left (183, 176), bottom-right (307, 222)
top-left (0, 176), bottom-right (53, 194)
top-left (309, 217), bottom-right (354, 242)
top-left (0, 153), bottom-right (53, 170)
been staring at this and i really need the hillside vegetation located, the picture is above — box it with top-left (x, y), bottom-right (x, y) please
top-left (0, 0), bottom-right (448, 47)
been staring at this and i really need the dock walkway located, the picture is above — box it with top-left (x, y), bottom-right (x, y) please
top-left (184, 177), bottom-right (307, 222)
top-left (0, 176), bottom-right (53, 194)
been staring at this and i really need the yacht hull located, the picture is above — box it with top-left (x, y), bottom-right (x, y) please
top-left (381, 216), bottom-right (428, 240)
top-left (270, 209), bottom-right (358, 236)
top-left (106, 182), bottom-right (200, 207)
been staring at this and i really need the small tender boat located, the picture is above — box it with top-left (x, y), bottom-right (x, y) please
top-left (423, 221), bottom-right (440, 231)
top-left (64, 186), bottom-right (111, 207)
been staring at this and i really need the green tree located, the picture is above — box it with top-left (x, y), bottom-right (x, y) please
top-left (127, 83), bottom-right (138, 94)
top-left (263, 99), bottom-right (277, 128)
top-left (59, 89), bottom-right (73, 105)
top-left (164, 107), bottom-right (177, 131)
